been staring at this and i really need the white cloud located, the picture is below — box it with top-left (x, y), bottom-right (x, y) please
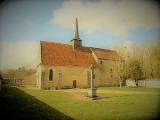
top-left (50, 0), bottom-right (160, 36)
top-left (0, 41), bottom-right (40, 70)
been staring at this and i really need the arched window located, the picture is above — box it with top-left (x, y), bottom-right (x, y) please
top-left (49, 69), bottom-right (53, 81)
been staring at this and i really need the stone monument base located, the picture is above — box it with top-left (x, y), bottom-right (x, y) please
top-left (87, 88), bottom-right (97, 98)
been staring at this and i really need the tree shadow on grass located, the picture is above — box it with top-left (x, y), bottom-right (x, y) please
top-left (0, 87), bottom-right (74, 120)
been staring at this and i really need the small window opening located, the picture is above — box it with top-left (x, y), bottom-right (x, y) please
top-left (110, 68), bottom-right (113, 78)
top-left (49, 69), bottom-right (53, 81)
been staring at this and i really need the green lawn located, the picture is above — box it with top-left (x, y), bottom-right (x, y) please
top-left (0, 86), bottom-right (160, 120)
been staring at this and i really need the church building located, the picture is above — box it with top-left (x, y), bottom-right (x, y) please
top-left (36, 18), bottom-right (121, 89)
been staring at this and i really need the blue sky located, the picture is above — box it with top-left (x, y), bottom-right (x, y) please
top-left (0, 0), bottom-right (160, 69)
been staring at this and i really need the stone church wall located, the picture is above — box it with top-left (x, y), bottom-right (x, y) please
top-left (37, 65), bottom-right (98, 89)
top-left (97, 59), bottom-right (120, 86)
top-left (36, 59), bottom-right (121, 89)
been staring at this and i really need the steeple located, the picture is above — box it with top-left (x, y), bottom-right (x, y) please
top-left (74, 17), bottom-right (80, 40)
top-left (70, 17), bottom-right (82, 49)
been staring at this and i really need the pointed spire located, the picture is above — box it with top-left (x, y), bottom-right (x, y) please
top-left (74, 17), bottom-right (80, 40)
top-left (70, 17), bottom-right (82, 48)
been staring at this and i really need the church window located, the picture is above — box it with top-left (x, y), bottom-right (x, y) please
top-left (110, 68), bottom-right (113, 78)
top-left (100, 60), bottom-right (103, 65)
top-left (87, 71), bottom-right (91, 87)
top-left (49, 69), bottom-right (53, 81)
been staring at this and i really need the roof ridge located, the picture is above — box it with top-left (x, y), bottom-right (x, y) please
top-left (40, 41), bottom-right (71, 46)
top-left (83, 46), bottom-right (116, 52)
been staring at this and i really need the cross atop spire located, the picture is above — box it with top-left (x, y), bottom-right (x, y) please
top-left (74, 17), bottom-right (80, 40)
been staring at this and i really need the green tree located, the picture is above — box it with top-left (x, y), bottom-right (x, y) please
top-left (127, 60), bottom-right (143, 85)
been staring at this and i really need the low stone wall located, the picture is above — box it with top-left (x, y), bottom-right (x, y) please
top-left (138, 79), bottom-right (160, 88)
top-left (2, 73), bottom-right (36, 87)
top-left (21, 74), bottom-right (36, 87)
top-left (126, 79), bottom-right (160, 88)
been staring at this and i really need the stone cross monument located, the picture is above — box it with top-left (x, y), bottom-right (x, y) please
top-left (90, 64), bottom-right (93, 89)
top-left (88, 64), bottom-right (97, 98)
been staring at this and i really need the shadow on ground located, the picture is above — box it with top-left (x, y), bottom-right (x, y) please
top-left (0, 87), bottom-right (74, 120)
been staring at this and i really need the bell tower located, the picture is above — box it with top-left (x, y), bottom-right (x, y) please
top-left (70, 18), bottom-right (82, 49)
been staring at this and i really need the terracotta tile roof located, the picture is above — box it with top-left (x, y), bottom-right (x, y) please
top-left (91, 48), bottom-right (120, 60)
top-left (41, 41), bottom-right (120, 68)
top-left (41, 41), bottom-right (97, 68)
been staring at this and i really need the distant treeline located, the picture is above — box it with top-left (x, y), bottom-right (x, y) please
top-left (115, 40), bottom-right (160, 81)
top-left (0, 66), bottom-right (36, 79)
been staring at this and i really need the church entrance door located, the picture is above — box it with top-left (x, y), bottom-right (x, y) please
top-left (73, 80), bottom-right (77, 88)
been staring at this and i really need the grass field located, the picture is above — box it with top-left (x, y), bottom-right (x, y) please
top-left (0, 86), bottom-right (160, 120)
